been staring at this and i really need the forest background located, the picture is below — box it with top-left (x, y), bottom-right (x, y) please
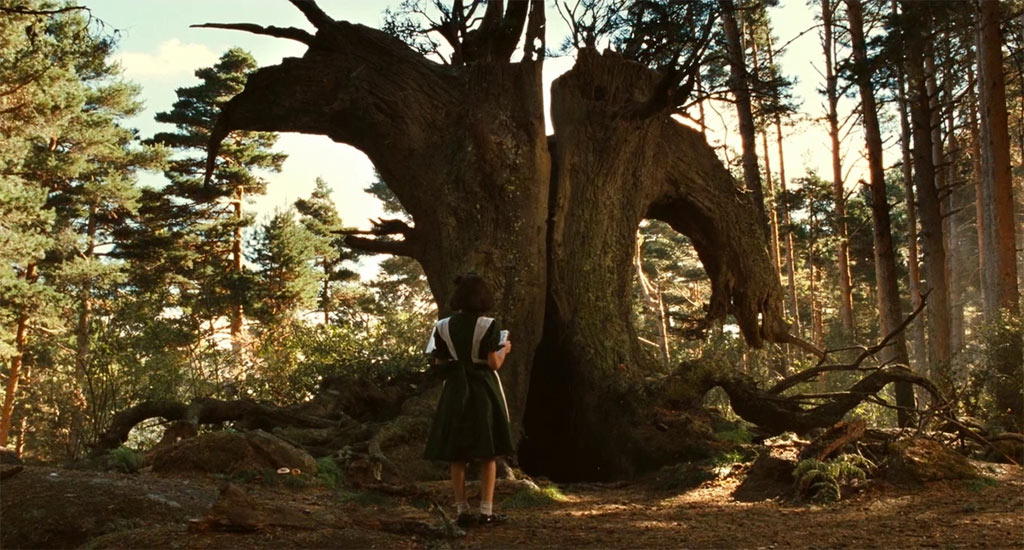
top-left (1, 0), bottom-right (1022, 476)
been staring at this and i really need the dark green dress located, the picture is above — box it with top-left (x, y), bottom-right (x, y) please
top-left (423, 312), bottom-right (515, 461)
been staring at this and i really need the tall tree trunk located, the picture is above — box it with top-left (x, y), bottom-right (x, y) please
top-left (206, 7), bottom-right (789, 480)
top-left (976, 0), bottom-right (1023, 423)
top-left (822, 0), bottom-right (855, 338)
top-left (968, 64), bottom-right (989, 318)
top-left (904, 1), bottom-right (952, 388)
top-left (894, 0), bottom-right (926, 368)
top-left (846, 0), bottom-right (915, 426)
top-left (943, 72), bottom-right (964, 353)
top-left (809, 216), bottom-right (824, 349)
top-left (71, 206), bottom-right (98, 457)
top-left (761, 132), bottom-right (782, 284)
top-left (0, 265), bottom-right (34, 447)
top-left (231, 185), bottom-right (245, 350)
top-left (750, 35), bottom-right (782, 285)
top-left (766, 37), bottom-right (802, 336)
top-left (720, 0), bottom-right (769, 238)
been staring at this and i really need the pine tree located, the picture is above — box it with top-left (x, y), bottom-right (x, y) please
top-left (249, 209), bottom-right (320, 328)
top-left (294, 178), bottom-right (357, 324)
top-left (0, 1), bottom-right (163, 453)
top-left (150, 48), bottom-right (287, 351)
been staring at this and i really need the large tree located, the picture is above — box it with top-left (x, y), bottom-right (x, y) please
top-left (196, 0), bottom-right (790, 479)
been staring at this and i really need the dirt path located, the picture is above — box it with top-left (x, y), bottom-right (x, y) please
top-left (474, 468), bottom-right (1024, 549)
top-left (2, 463), bottom-right (1022, 549)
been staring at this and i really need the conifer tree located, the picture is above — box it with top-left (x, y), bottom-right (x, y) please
top-left (0, 1), bottom-right (163, 453)
top-left (249, 209), bottom-right (320, 327)
top-left (150, 48), bottom-right (287, 351)
top-left (294, 178), bottom-right (357, 324)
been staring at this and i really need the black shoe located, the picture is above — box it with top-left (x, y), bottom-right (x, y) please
top-left (478, 513), bottom-right (507, 526)
top-left (456, 513), bottom-right (478, 528)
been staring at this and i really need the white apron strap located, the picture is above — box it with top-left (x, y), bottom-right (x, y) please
top-left (426, 317), bottom-right (458, 361)
top-left (471, 317), bottom-right (494, 365)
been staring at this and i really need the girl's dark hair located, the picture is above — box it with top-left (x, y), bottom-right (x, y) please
top-left (449, 273), bottom-right (495, 314)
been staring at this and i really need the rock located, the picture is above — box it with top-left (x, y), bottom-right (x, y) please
top-left (885, 438), bottom-right (978, 482)
top-left (189, 482), bottom-right (319, 533)
top-left (151, 429), bottom-right (317, 476)
top-left (0, 466), bottom-right (216, 549)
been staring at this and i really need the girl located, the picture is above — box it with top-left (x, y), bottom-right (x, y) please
top-left (424, 273), bottom-right (514, 526)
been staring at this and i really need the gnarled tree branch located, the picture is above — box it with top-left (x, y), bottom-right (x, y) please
top-left (191, 23), bottom-right (314, 45)
top-left (287, 0), bottom-right (336, 31)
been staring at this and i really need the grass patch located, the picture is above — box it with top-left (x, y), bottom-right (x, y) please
top-left (315, 457), bottom-right (343, 489)
top-left (502, 484), bottom-right (568, 509)
top-left (964, 476), bottom-right (999, 492)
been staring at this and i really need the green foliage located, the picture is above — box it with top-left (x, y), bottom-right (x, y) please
top-left (315, 457), bottom-right (344, 489)
top-left (713, 423), bottom-right (752, 445)
top-left (502, 484), bottom-right (569, 509)
top-left (108, 446), bottom-right (144, 474)
top-left (709, 449), bottom-right (748, 467)
top-left (793, 454), bottom-right (875, 503)
top-left (964, 476), bottom-right (999, 493)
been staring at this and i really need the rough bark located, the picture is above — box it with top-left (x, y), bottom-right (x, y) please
top-left (201, 3), bottom-right (788, 480)
top-left (202, 15), bottom-right (549, 436)
top-left (976, 0), bottom-right (1023, 421)
top-left (846, 0), bottom-right (915, 426)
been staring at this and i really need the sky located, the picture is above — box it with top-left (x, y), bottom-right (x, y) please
top-left (81, 1), bottom-right (860, 269)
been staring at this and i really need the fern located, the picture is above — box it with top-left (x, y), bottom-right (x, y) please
top-left (794, 454), bottom-right (875, 502)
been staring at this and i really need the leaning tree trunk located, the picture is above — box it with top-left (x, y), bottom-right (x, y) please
top-left (201, 4), bottom-right (788, 481)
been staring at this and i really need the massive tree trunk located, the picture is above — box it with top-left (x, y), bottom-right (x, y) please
top-left (201, 2), bottom-right (788, 480)
top-left (522, 50), bottom-right (787, 479)
top-left (846, 0), bottom-right (915, 426)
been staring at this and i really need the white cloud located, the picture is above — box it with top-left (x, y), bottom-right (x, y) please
top-left (114, 39), bottom-right (219, 78)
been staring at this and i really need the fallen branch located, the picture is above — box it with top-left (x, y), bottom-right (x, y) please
top-left (92, 398), bottom-right (335, 454)
top-left (769, 291), bottom-right (930, 395)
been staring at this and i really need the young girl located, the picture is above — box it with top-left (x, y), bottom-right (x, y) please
top-left (424, 273), bottom-right (514, 526)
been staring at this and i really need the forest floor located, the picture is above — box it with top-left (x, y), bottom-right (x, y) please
top-left (2, 458), bottom-right (1022, 549)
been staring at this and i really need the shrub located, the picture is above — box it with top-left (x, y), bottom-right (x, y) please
top-left (315, 457), bottom-right (343, 489)
top-left (109, 446), bottom-right (144, 474)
